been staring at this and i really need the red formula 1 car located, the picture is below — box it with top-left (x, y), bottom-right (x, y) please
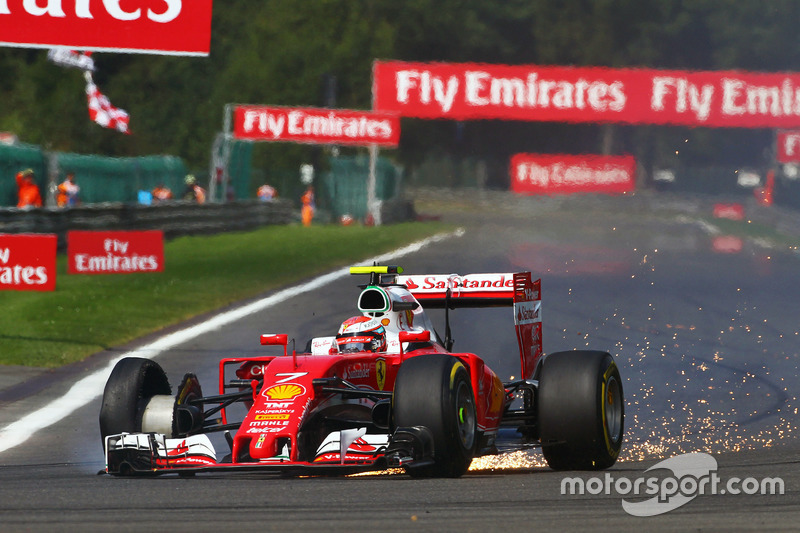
top-left (100, 266), bottom-right (624, 477)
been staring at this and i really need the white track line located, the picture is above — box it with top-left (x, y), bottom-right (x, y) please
top-left (0, 228), bottom-right (464, 454)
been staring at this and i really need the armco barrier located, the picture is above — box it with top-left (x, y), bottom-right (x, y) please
top-left (0, 199), bottom-right (294, 250)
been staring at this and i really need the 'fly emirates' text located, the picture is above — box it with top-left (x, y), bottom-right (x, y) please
top-left (0, 248), bottom-right (48, 286)
top-left (393, 69), bottom-right (800, 121)
top-left (73, 253), bottom-right (159, 273)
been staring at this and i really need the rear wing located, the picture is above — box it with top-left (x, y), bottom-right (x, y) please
top-left (397, 273), bottom-right (515, 308)
top-left (398, 272), bottom-right (542, 380)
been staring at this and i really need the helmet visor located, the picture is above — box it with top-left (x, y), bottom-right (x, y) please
top-left (336, 334), bottom-right (382, 353)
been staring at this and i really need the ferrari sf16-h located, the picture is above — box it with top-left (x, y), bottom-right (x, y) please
top-left (100, 266), bottom-right (624, 477)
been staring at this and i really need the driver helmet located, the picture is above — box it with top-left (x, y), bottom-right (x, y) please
top-left (336, 316), bottom-right (387, 353)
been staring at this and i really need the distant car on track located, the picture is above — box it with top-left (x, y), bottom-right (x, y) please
top-left (100, 265), bottom-right (623, 477)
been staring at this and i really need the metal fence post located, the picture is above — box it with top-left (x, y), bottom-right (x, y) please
top-left (45, 151), bottom-right (59, 208)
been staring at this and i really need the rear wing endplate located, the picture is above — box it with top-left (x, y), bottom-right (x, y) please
top-left (512, 272), bottom-right (542, 380)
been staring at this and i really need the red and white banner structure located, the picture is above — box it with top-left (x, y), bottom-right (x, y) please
top-left (0, 0), bottom-right (213, 56)
top-left (68, 230), bottom-right (164, 274)
top-left (374, 61), bottom-right (800, 129)
top-left (511, 154), bottom-right (636, 195)
top-left (232, 105), bottom-right (400, 147)
top-left (777, 130), bottom-right (800, 163)
top-left (0, 234), bottom-right (57, 291)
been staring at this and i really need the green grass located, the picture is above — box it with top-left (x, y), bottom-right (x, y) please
top-left (703, 217), bottom-right (800, 250)
top-left (0, 222), bottom-right (447, 368)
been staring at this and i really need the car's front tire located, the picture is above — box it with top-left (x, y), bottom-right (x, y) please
top-left (99, 357), bottom-right (172, 446)
top-left (393, 354), bottom-right (477, 478)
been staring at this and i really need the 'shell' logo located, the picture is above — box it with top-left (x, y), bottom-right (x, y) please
top-left (262, 384), bottom-right (305, 401)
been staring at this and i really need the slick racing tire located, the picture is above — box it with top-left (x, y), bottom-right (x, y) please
top-left (99, 357), bottom-right (172, 446)
top-left (393, 354), bottom-right (477, 478)
top-left (538, 350), bottom-right (624, 470)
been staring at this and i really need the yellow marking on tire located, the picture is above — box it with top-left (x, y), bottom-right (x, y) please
top-left (451, 362), bottom-right (465, 388)
top-left (601, 361), bottom-right (620, 458)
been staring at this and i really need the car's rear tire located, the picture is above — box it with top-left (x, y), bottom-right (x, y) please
top-left (99, 357), bottom-right (172, 445)
top-left (393, 354), bottom-right (477, 478)
top-left (538, 350), bottom-right (624, 470)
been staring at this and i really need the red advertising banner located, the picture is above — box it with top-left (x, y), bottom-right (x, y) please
top-left (0, 0), bottom-right (213, 56)
top-left (713, 203), bottom-right (745, 221)
top-left (0, 234), bottom-right (57, 291)
top-left (68, 230), bottom-right (164, 274)
top-left (233, 105), bottom-right (400, 147)
top-left (777, 130), bottom-right (800, 163)
top-left (373, 61), bottom-right (800, 129)
top-left (511, 154), bottom-right (636, 195)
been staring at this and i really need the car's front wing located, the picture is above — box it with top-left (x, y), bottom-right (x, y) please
top-left (104, 427), bottom-right (435, 477)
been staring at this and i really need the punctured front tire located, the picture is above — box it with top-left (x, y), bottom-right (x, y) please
top-left (99, 357), bottom-right (172, 446)
top-left (537, 350), bottom-right (624, 470)
top-left (393, 354), bottom-right (477, 478)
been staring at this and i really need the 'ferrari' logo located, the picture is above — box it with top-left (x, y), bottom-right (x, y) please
top-left (376, 359), bottom-right (387, 391)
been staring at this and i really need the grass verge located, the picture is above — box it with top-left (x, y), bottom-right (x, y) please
top-left (0, 222), bottom-right (447, 368)
top-left (702, 216), bottom-right (800, 250)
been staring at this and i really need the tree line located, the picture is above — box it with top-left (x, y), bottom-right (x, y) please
top-left (1, 0), bottom-right (798, 187)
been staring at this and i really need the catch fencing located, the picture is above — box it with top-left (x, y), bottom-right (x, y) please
top-left (322, 156), bottom-right (401, 220)
top-left (1, 143), bottom-right (188, 207)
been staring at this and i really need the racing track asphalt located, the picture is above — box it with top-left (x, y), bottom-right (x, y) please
top-left (1, 191), bottom-right (800, 531)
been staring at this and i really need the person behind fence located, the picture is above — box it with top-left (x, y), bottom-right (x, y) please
top-left (182, 174), bottom-right (206, 204)
top-left (15, 168), bottom-right (43, 209)
top-left (152, 183), bottom-right (173, 203)
top-left (301, 185), bottom-right (315, 226)
top-left (56, 172), bottom-right (80, 207)
top-left (257, 183), bottom-right (277, 202)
